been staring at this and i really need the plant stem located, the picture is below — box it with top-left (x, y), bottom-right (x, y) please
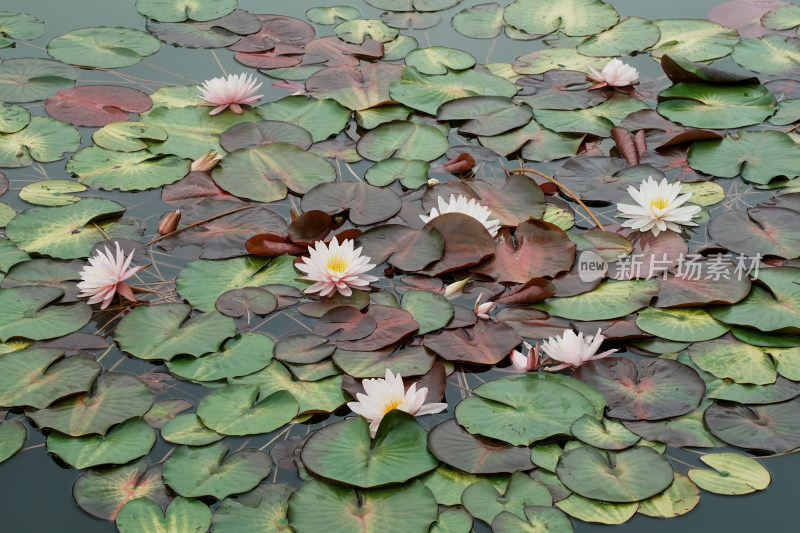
top-left (507, 167), bottom-right (606, 230)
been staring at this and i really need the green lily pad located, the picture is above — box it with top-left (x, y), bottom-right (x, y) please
top-left (0, 348), bottom-right (99, 409)
top-left (557, 445), bottom-right (673, 502)
top-left (636, 307), bottom-right (729, 342)
top-left (455, 374), bottom-right (596, 446)
top-left (0, 103), bottom-right (30, 133)
top-left (762, 4), bottom-right (800, 29)
top-left (163, 442), bottom-right (271, 499)
top-left (503, 0), bottom-right (619, 37)
top-left (307, 6), bottom-right (361, 25)
top-left (462, 471), bottom-right (552, 525)
top-left (166, 333), bottom-right (274, 382)
top-left (555, 494), bottom-right (637, 524)
top-left (300, 410), bottom-right (439, 488)
top-left (0, 12), bottom-right (45, 45)
top-left (357, 120), bottom-right (448, 162)
top-left (116, 496), bottom-right (211, 533)
top-left (364, 158), bottom-right (430, 188)
top-left (92, 122), bottom-right (168, 152)
top-left (513, 48), bottom-right (609, 75)
top-left (0, 419), bottom-right (25, 463)
top-left (47, 27), bottom-right (161, 68)
top-left (73, 459), bottom-right (170, 520)
top-left (160, 413), bottom-right (223, 446)
top-left (0, 286), bottom-right (91, 342)
top-left (5, 198), bottom-right (130, 259)
top-left (657, 83), bottom-right (773, 129)
top-left (430, 507), bottom-right (472, 533)
top-left (0, 117), bottom-right (80, 168)
top-left (638, 473), bottom-right (700, 518)
top-left (650, 18), bottom-right (739, 61)
top-left (27, 372), bottom-right (153, 436)
top-left (400, 290), bottom-right (453, 335)
top-left (427, 419), bottom-right (535, 474)
top-left (287, 479), bottom-right (438, 533)
top-left (334, 19), bottom-right (397, 44)
top-left (143, 398), bottom-right (193, 429)
top-left (406, 46), bottom-right (476, 75)
top-left (570, 414), bottom-right (639, 450)
top-left (690, 337), bottom-right (800, 384)
top-left (732, 35), bottom-right (800, 75)
top-left (116, 303), bottom-right (235, 361)
top-left (333, 346), bottom-right (435, 378)
top-left (19, 180), bottom-right (86, 206)
top-left (47, 417), bottom-right (156, 469)
top-left (421, 464), bottom-right (509, 505)
top-left (390, 66), bottom-right (518, 115)
top-left (479, 119), bottom-right (583, 161)
top-left (363, 0), bottom-right (459, 9)
top-left (0, 240), bottom-right (29, 273)
top-left (142, 105), bottom-right (259, 159)
top-left (687, 453), bottom-right (770, 495)
top-left (492, 506), bottom-right (574, 533)
top-left (0, 58), bottom-right (78, 103)
top-left (230, 360), bottom-right (348, 414)
top-left (197, 386), bottom-right (298, 436)
top-left (212, 143), bottom-right (336, 202)
top-left (177, 255), bottom-right (302, 312)
top-left (623, 399), bottom-right (724, 448)
top-left (709, 267), bottom-right (800, 333)
top-left (689, 130), bottom-right (800, 185)
top-left (135, 0), bottom-right (236, 22)
top-left (452, 3), bottom-right (505, 39)
top-left (212, 483), bottom-right (294, 533)
top-left (67, 146), bottom-right (189, 191)
top-left (577, 16), bottom-right (660, 56)
top-left (437, 96), bottom-right (532, 136)
top-left (532, 279), bottom-right (659, 320)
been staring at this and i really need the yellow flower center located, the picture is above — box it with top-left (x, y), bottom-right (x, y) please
top-left (650, 195), bottom-right (668, 211)
top-left (325, 255), bottom-right (349, 274)
top-left (383, 398), bottom-right (402, 414)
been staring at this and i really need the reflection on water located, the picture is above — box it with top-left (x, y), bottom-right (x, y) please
top-left (0, 0), bottom-right (797, 531)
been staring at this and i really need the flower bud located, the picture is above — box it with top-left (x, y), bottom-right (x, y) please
top-left (158, 210), bottom-right (181, 234)
top-left (190, 150), bottom-right (223, 172)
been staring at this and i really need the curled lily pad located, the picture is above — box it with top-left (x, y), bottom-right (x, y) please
top-left (300, 410), bottom-right (439, 488)
top-left (687, 452), bottom-right (770, 495)
top-left (47, 27), bottom-right (161, 68)
top-left (556, 445), bottom-right (674, 503)
top-left (92, 122), bottom-right (168, 152)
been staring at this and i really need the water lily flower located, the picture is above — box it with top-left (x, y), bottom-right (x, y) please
top-left (474, 294), bottom-right (495, 319)
top-left (616, 176), bottom-right (701, 237)
top-left (198, 72), bottom-right (263, 115)
top-left (190, 150), bottom-right (223, 171)
top-left (420, 194), bottom-right (500, 237)
top-left (587, 58), bottom-right (639, 89)
top-left (509, 341), bottom-right (542, 373)
top-left (540, 329), bottom-right (618, 371)
top-left (295, 237), bottom-right (379, 298)
top-left (77, 242), bottom-right (144, 309)
top-left (347, 369), bottom-right (448, 437)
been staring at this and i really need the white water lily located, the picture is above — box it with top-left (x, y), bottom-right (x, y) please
top-left (295, 237), bottom-right (379, 298)
top-left (347, 369), bottom-right (448, 437)
top-left (420, 194), bottom-right (501, 237)
top-left (587, 58), bottom-right (639, 88)
top-left (77, 242), bottom-right (144, 309)
top-left (198, 72), bottom-right (263, 115)
top-left (616, 176), bottom-right (701, 236)
top-left (540, 329), bottom-right (618, 371)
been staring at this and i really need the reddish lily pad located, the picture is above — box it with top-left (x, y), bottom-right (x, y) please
top-left (470, 220), bottom-right (575, 283)
top-left (705, 400), bottom-right (800, 453)
top-left (419, 214), bottom-right (496, 276)
top-left (314, 306), bottom-right (378, 341)
top-left (45, 86), bottom-right (152, 127)
top-left (356, 225), bottom-right (444, 272)
top-left (301, 182), bottom-right (402, 225)
top-left (333, 305), bottom-right (418, 351)
top-left (424, 320), bottom-right (521, 365)
top-left (656, 261), bottom-right (752, 307)
top-left (306, 63), bottom-right (403, 111)
top-left (228, 14), bottom-right (315, 52)
top-left (574, 357), bottom-right (705, 421)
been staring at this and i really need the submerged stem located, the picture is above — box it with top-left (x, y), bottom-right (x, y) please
top-left (507, 167), bottom-right (606, 230)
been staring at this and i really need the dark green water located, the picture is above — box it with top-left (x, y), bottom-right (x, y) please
top-left (1, 0), bottom-right (798, 531)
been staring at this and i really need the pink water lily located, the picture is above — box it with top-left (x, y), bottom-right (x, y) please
top-left (509, 341), bottom-right (543, 373)
top-left (347, 369), bottom-right (448, 437)
top-left (296, 237), bottom-right (379, 297)
top-left (198, 72), bottom-right (263, 115)
top-left (77, 242), bottom-right (144, 309)
top-left (540, 328), bottom-right (618, 371)
top-left (474, 294), bottom-right (495, 319)
top-left (587, 58), bottom-right (639, 89)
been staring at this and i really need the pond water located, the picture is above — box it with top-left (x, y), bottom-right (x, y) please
top-left (1, 0), bottom-right (799, 531)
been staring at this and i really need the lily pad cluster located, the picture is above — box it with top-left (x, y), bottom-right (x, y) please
top-left (1, 0), bottom-right (800, 531)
